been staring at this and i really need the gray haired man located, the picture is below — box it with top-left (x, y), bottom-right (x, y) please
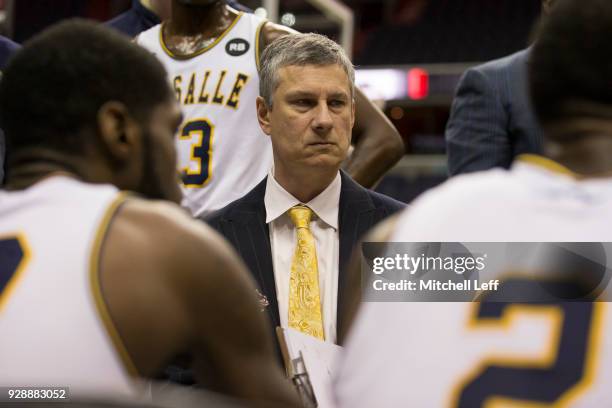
top-left (205, 33), bottom-right (404, 353)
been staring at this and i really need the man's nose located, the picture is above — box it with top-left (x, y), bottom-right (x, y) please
top-left (312, 101), bottom-right (334, 133)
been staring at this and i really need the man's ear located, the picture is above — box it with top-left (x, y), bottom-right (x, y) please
top-left (256, 96), bottom-right (272, 136)
top-left (97, 101), bottom-right (141, 163)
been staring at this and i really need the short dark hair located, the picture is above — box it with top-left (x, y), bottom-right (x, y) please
top-left (0, 19), bottom-right (171, 155)
top-left (530, 0), bottom-right (612, 129)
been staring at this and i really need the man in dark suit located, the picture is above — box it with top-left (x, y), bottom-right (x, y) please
top-left (445, 0), bottom-right (556, 175)
top-left (205, 33), bottom-right (404, 346)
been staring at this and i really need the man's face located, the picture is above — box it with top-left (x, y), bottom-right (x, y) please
top-left (138, 97), bottom-right (183, 203)
top-left (259, 64), bottom-right (355, 173)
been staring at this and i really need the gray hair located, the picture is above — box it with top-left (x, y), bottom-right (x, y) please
top-left (259, 33), bottom-right (355, 107)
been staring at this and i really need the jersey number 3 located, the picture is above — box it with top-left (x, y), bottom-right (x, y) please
top-left (179, 119), bottom-right (214, 187)
top-left (0, 236), bottom-right (29, 309)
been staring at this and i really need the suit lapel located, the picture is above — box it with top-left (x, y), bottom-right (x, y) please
top-left (219, 173), bottom-right (384, 339)
top-left (337, 172), bottom-right (376, 333)
top-left (224, 178), bottom-right (280, 328)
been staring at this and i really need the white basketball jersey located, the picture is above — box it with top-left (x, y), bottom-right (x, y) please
top-left (335, 155), bottom-right (612, 407)
top-left (137, 12), bottom-right (272, 217)
top-left (0, 176), bottom-right (139, 397)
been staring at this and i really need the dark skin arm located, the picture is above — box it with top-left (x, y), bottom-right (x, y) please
top-left (100, 198), bottom-right (300, 407)
top-left (261, 22), bottom-right (405, 188)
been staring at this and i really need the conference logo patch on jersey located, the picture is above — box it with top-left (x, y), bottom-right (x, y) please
top-left (225, 38), bottom-right (250, 56)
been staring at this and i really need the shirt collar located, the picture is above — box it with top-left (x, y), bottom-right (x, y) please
top-left (264, 169), bottom-right (341, 230)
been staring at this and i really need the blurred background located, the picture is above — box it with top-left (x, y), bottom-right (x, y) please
top-left (0, 0), bottom-right (543, 202)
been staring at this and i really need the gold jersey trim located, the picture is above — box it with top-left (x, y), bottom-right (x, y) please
top-left (449, 301), bottom-right (606, 407)
top-left (517, 154), bottom-right (576, 177)
top-left (159, 12), bottom-right (244, 60)
top-left (254, 20), bottom-right (267, 71)
top-left (89, 192), bottom-right (140, 378)
top-left (559, 302), bottom-right (606, 406)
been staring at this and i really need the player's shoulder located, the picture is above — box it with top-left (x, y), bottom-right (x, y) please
top-left (134, 23), bottom-right (162, 47)
top-left (389, 169), bottom-right (522, 241)
top-left (237, 9), bottom-right (267, 24)
top-left (457, 49), bottom-right (529, 94)
top-left (409, 168), bottom-right (519, 216)
top-left (474, 48), bottom-right (528, 73)
top-left (260, 20), bottom-right (298, 46)
top-left (100, 197), bottom-right (252, 323)
top-left (464, 48), bottom-right (529, 84)
top-left (366, 189), bottom-right (406, 213)
top-left (110, 197), bottom-right (226, 263)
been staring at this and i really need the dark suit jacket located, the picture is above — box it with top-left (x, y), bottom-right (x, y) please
top-left (445, 48), bottom-right (544, 176)
top-left (204, 171), bottom-right (405, 340)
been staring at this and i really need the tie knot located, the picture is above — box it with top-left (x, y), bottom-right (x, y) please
top-left (288, 205), bottom-right (313, 229)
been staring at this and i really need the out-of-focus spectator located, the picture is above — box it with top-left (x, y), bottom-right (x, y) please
top-left (445, 0), bottom-right (556, 175)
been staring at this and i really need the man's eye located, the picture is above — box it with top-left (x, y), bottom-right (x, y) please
top-left (293, 99), bottom-right (311, 107)
top-left (329, 100), bottom-right (346, 107)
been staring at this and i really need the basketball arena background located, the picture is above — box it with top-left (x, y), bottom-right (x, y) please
top-left (0, 2), bottom-right (561, 406)
top-left (0, 0), bottom-right (542, 203)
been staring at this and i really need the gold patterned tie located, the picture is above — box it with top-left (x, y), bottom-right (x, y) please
top-left (287, 205), bottom-right (325, 340)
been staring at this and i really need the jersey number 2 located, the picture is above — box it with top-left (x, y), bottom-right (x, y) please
top-left (456, 292), bottom-right (600, 406)
top-left (0, 236), bottom-right (28, 307)
top-left (179, 119), bottom-right (214, 187)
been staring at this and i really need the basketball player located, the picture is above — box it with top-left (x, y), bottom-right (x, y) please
top-left (107, 0), bottom-right (250, 38)
top-left (335, 0), bottom-right (612, 406)
top-left (0, 20), bottom-right (298, 406)
top-left (137, 0), bottom-right (404, 217)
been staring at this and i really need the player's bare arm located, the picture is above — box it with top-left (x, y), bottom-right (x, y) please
top-left (348, 88), bottom-right (405, 187)
top-left (99, 198), bottom-right (300, 406)
top-left (260, 22), bottom-right (405, 188)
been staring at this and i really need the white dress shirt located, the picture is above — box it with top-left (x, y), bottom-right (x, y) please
top-left (264, 170), bottom-right (341, 343)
